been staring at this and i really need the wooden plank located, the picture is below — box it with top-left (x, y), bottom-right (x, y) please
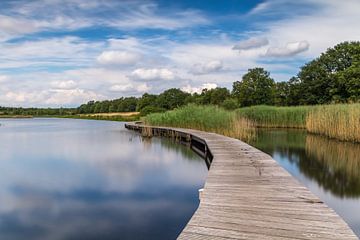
top-left (124, 123), bottom-right (358, 240)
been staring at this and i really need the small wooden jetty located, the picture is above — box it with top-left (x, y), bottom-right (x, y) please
top-left (125, 123), bottom-right (358, 240)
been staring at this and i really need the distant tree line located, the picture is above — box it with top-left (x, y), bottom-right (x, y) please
top-left (1, 41), bottom-right (359, 116)
top-left (0, 107), bottom-right (75, 116)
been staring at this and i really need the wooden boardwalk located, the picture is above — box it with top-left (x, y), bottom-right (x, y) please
top-left (125, 123), bottom-right (358, 240)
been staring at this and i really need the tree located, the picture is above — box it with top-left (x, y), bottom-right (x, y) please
top-left (221, 98), bottom-right (238, 110)
top-left (335, 58), bottom-right (360, 102)
top-left (136, 93), bottom-right (158, 112)
top-left (156, 88), bottom-right (190, 110)
top-left (297, 41), bottom-right (360, 104)
top-left (274, 82), bottom-right (290, 106)
top-left (208, 87), bottom-right (230, 105)
top-left (232, 68), bottom-right (275, 107)
top-left (118, 97), bottom-right (138, 112)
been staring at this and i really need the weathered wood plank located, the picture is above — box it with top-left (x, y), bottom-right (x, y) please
top-left (125, 123), bottom-right (358, 240)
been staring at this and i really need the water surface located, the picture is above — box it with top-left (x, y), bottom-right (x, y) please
top-left (250, 129), bottom-right (360, 237)
top-left (0, 118), bottom-right (207, 240)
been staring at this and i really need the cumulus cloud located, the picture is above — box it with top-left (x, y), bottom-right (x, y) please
top-left (109, 84), bottom-right (133, 92)
top-left (3, 90), bottom-right (47, 104)
top-left (131, 68), bottom-right (175, 81)
top-left (45, 89), bottom-right (104, 105)
top-left (181, 83), bottom-right (217, 94)
top-left (232, 37), bottom-right (269, 51)
top-left (110, 82), bottom-right (151, 93)
top-left (97, 51), bottom-right (140, 66)
top-left (0, 88), bottom-right (103, 107)
top-left (190, 60), bottom-right (223, 75)
top-left (51, 80), bottom-right (77, 90)
top-left (136, 83), bottom-right (151, 92)
top-left (264, 41), bottom-right (310, 57)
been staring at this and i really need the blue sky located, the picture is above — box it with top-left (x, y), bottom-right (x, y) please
top-left (0, 0), bottom-right (359, 107)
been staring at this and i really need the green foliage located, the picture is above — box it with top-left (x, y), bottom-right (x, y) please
top-left (145, 104), bottom-right (235, 132)
top-left (140, 106), bottom-right (166, 116)
top-left (156, 88), bottom-right (190, 110)
top-left (136, 93), bottom-right (158, 112)
top-left (232, 68), bottom-right (275, 107)
top-left (296, 41), bottom-right (360, 104)
top-left (200, 87), bottom-right (230, 105)
top-left (274, 81), bottom-right (290, 106)
top-left (221, 98), bottom-right (239, 110)
top-left (237, 105), bottom-right (310, 128)
top-left (78, 97), bottom-right (138, 114)
top-left (63, 114), bottom-right (140, 122)
top-left (0, 106), bottom-right (76, 116)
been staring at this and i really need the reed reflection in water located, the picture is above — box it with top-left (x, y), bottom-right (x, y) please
top-left (249, 129), bottom-right (360, 237)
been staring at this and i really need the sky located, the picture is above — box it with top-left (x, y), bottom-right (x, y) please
top-left (0, 0), bottom-right (359, 107)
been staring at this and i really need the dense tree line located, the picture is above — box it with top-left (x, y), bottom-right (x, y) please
top-left (1, 41), bottom-right (359, 116)
top-left (0, 107), bottom-right (76, 116)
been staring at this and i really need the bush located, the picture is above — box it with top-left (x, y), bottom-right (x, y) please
top-left (140, 106), bottom-right (166, 116)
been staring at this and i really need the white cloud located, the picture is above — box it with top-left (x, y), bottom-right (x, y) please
top-left (109, 82), bottom-right (151, 93)
top-left (45, 89), bottom-right (104, 105)
top-left (190, 60), bottom-right (223, 75)
top-left (0, 15), bottom-right (38, 41)
top-left (0, 0), bottom-right (210, 41)
top-left (131, 68), bottom-right (175, 81)
top-left (136, 83), bottom-right (151, 92)
top-left (3, 90), bottom-right (47, 104)
top-left (107, 4), bottom-right (209, 30)
top-left (0, 88), bottom-right (103, 107)
top-left (264, 41), bottom-right (310, 57)
top-left (232, 37), bottom-right (269, 51)
top-left (181, 83), bottom-right (217, 94)
top-left (109, 84), bottom-right (133, 92)
top-left (97, 51), bottom-right (141, 66)
top-left (0, 37), bottom-right (103, 69)
top-left (0, 75), bottom-right (8, 83)
top-left (257, 0), bottom-right (360, 57)
top-left (51, 80), bottom-right (77, 90)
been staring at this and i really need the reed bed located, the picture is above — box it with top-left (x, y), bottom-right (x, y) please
top-left (145, 104), bottom-right (255, 141)
top-left (306, 104), bottom-right (360, 142)
top-left (236, 105), bottom-right (309, 128)
top-left (145, 103), bottom-right (359, 143)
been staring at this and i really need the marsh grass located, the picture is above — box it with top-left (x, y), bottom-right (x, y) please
top-left (145, 104), bottom-right (255, 141)
top-left (237, 105), bottom-right (309, 128)
top-left (145, 103), bottom-right (359, 143)
top-left (306, 104), bottom-right (360, 142)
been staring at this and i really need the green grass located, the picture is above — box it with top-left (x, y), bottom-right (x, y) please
top-left (145, 104), bottom-right (255, 141)
top-left (236, 105), bottom-right (310, 128)
top-left (145, 103), bottom-right (360, 143)
top-left (145, 104), bottom-right (234, 131)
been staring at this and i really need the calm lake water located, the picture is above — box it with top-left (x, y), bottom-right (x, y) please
top-left (0, 118), bottom-right (207, 240)
top-left (249, 129), bottom-right (360, 237)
